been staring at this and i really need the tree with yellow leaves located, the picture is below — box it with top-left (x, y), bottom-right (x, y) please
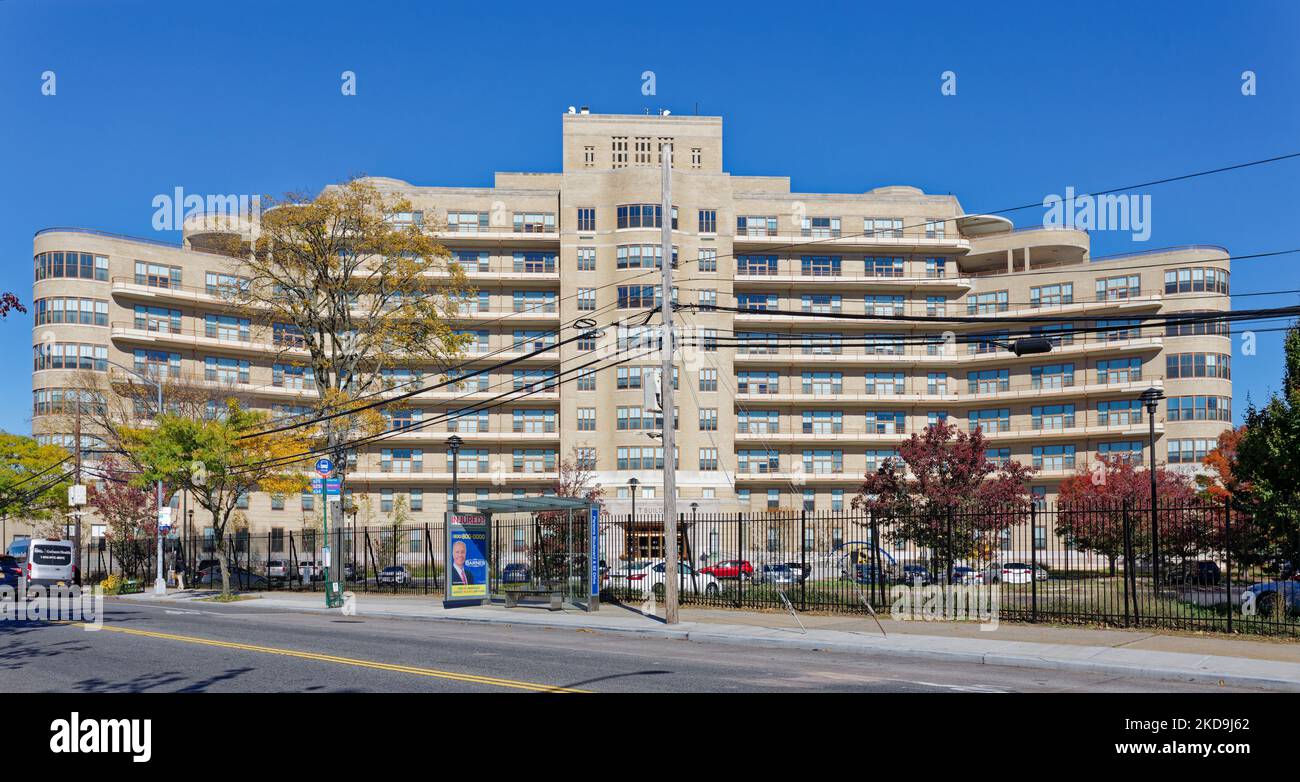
top-left (227, 178), bottom-right (471, 479)
top-left (119, 401), bottom-right (309, 597)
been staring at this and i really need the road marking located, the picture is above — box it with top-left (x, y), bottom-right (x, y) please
top-left (74, 623), bottom-right (588, 693)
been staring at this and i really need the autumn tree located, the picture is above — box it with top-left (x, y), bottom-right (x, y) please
top-left (380, 494), bottom-right (410, 565)
top-left (853, 423), bottom-right (1032, 563)
top-left (533, 447), bottom-right (604, 581)
top-left (230, 178), bottom-right (471, 481)
top-left (0, 293), bottom-right (26, 318)
top-left (1056, 457), bottom-right (1202, 571)
top-left (1197, 425), bottom-right (1248, 503)
top-left (119, 401), bottom-right (308, 597)
top-left (88, 456), bottom-right (155, 577)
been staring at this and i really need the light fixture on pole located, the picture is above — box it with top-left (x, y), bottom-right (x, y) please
top-left (446, 435), bottom-right (464, 515)
top-left (1140, 386), bottom-right (1165, 587)
top-left (990, 337), bottom-right (1054, 357)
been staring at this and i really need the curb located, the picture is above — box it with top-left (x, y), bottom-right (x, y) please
top-left (114, 595), bottom-right (1300, 691)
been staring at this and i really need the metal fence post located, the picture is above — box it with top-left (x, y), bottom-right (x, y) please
top-left (800, 510), bottom-right (808, 611)
top-left (945, 505), bottom-right (954, 589)
top-left (1030, 502), bottom-right (1038, 623)
top-left (736, 513), bottom-right (744, 608)
top-left (1121, 500), bottom-right (1133, 627)
top-left (1225, 500), bottom-right (1233, 633)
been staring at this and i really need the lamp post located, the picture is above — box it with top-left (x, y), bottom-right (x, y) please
top-left (108, 361), bottom-right (167, 596)
top-left (1140, 387), bottom-right (1165, 588)
top-left (629, 477), bottom-right (639, 522)
top-left (446, 435), bottom-right (463, 515)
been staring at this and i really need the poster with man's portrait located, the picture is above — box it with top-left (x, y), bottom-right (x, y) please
top-left (447, 518), bottom-right (489, 600)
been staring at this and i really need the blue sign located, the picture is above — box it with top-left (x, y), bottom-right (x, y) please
top-left (590, 505), bottom-right (600, 598)
top-left (311, 478), bottom-right (324, 494)
top-left (325, 478), bottom-right (341, 496)
top-left (314, 458), bottom-right (333, 477)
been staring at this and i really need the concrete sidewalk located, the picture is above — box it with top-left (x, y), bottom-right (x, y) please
top-left (119, 589), bottom-right (1300, 691)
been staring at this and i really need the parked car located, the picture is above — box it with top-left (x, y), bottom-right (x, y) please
top-left (896, 564), bottom-right (933, 585)
top-left (842, 563), bottom-right (891, 585)
top-left (948, 566), bottom-right (985, 585)
top-left (783, 562), bottom-right (811, 584)
top-left (266, 559), bottom-right (295, 584)
top-left (608, 560), bottom-right (723, 598)
top-left (699, 559), bottom-right (753, 580)
top-left (0, 555), bottom-right (21, 589)
top-left (1164, 560), bottom-right (1222, 586)
top-left (648, 561), bottom-right (722, 598)
top-left (756, 563), bottom-right (798, 586)
top-left (1242, 580), bottom-right (1300, 618)
top-left (1031, 564), bottom-right (1050, 582)
top-left (502, 563), bottom-right (531, 583)
top-left (985, 562), bottom-right (1033, 584)
top-left (376, 565), bottom-right (412, 586)
top-left (192, 567), bottom-right (267, 589)
top-left (8, 538), bottom-right (75, 587)
top-left (344, 562), bottom-right (361, 582)
top-left (298, 560), bottom-right (323, 582)
top-left (195, 559), bottom-right (221, 574)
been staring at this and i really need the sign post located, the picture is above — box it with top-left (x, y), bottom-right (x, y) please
top-left (314, 458), bottom-right (344, 609)
top-left (588, 503), bottom-right (600, 612)
top-left (444, 512), bottom-right (490, 608)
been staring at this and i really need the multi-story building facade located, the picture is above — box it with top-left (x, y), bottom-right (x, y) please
top-left (30, 111), bottom-right (1232, 545)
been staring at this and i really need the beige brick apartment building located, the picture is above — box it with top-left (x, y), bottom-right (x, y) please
top-left (28, 111), bottom-right (1233, 547)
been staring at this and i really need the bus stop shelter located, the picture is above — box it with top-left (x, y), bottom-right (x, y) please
top-left (462, 496), bottom-right (601, 611)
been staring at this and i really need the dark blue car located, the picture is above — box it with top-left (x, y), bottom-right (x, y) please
top-left (502, 563), bottom-right (531, 583)
top-left (0, 556), bottom-right (22, 590)
top-left (1243, 580), bottom-right (1300, 617)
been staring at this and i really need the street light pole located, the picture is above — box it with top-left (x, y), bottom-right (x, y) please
top-left (153, 376), bottom-right (166, 595)
top-left (629, 477), bottom-right (638, 523)
top-left (1140, 387), bottom-right (1165, 589)
top-left (447, 435), bottom-right (463, 515)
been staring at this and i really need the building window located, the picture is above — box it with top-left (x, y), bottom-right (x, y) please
top-left (576, 369), bottom-right (596, 391)
top-left (698, 209), bottom-right (717, 234)
top-left (863, 217), bottom-right (903, 238)
top-left (967, 291), bottom-right (1009, 315)
top-left (698, 248), bottom-right (717, 272)
top-left (576, 207), bottom-right (595, 232)
top-left (736, 216), bottom-right (778, 237)
top-left (577, 288), bottom-right (596, 311)
top-left (1030, 283), bottom-right (1073, 308)
top-left (1166, 353), bottom-right (1231, 379)
top-left (699, 448), bottom-right (718, 471)
top-left (801, 217), bottom-right (841, 238)
top-left (925, 219), bottom-right (946, 239)
top-left (576, 407), bottom-right (596, 431)
top-left (583, 145), bottom-right (595, 166)
top-left (576, 247), bottom-right (596, 271)
top-left (1096, 274), bottom-right (1142, 301)
top-left (134, 261), bottom-right (182, 289)
top-left (691, 147), bottom-right (702, 168)
top-left (1164, 267), bottom-right (1228, 295)
top-left (513, 212), bottom-right (555, 233)
top-left (699, 408), bottom-right (717, 431)
top-left (699, 369), bottom-right (717, 392)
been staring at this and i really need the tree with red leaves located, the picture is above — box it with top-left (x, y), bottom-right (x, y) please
top-left (0, 293), bottom-right (25, 318)
top-left (89, 456), bottom-right (156, 578)
top-left (1056, 456), bottom-right (1207, 568)
top-left (1198, 425), bottom-right (1248, 503)
top-left (853, 423), bottom-right (1032, 560)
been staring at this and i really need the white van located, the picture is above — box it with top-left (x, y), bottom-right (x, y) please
top-left (7, 538), bottom-right (76, 587)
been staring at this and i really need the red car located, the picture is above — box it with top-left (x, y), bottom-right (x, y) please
top-left (700, 560), bottom-right (753, 580)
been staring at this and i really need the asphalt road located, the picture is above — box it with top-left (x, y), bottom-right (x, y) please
top-left (0, 599), bottom-right (1266, 693)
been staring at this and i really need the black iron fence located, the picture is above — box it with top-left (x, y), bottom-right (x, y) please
top-left (75, 499), bottom-right (1300, 636)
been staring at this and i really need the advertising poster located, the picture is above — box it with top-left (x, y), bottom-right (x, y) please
top-left (447, 514), bottom-right (489, 601)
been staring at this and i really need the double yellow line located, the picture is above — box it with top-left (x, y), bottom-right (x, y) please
top-left (86, 624), bottom-right (588, 693)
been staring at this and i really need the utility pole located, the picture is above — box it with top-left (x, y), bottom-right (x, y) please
top-left (153, 378), bottom-right (166, 596)
top-left (660, 140), bottom-right (679, 624)
top-left (73, 400), bottom-right (82, 586)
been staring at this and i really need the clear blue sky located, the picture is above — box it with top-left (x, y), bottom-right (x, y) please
top-left (1, 0), bottom-right (1297, 435)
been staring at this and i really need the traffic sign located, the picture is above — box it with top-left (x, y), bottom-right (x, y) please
top-left (158, 506), bottom-right (173, 534)
top-left (314, 458), bottom-right (334, 477)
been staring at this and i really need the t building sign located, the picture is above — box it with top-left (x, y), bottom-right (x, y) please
top-left (444, 512), bottom-right (490, 608)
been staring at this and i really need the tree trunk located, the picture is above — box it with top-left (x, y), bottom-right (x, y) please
top-left (216, 540), bottom-right (231, 597)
